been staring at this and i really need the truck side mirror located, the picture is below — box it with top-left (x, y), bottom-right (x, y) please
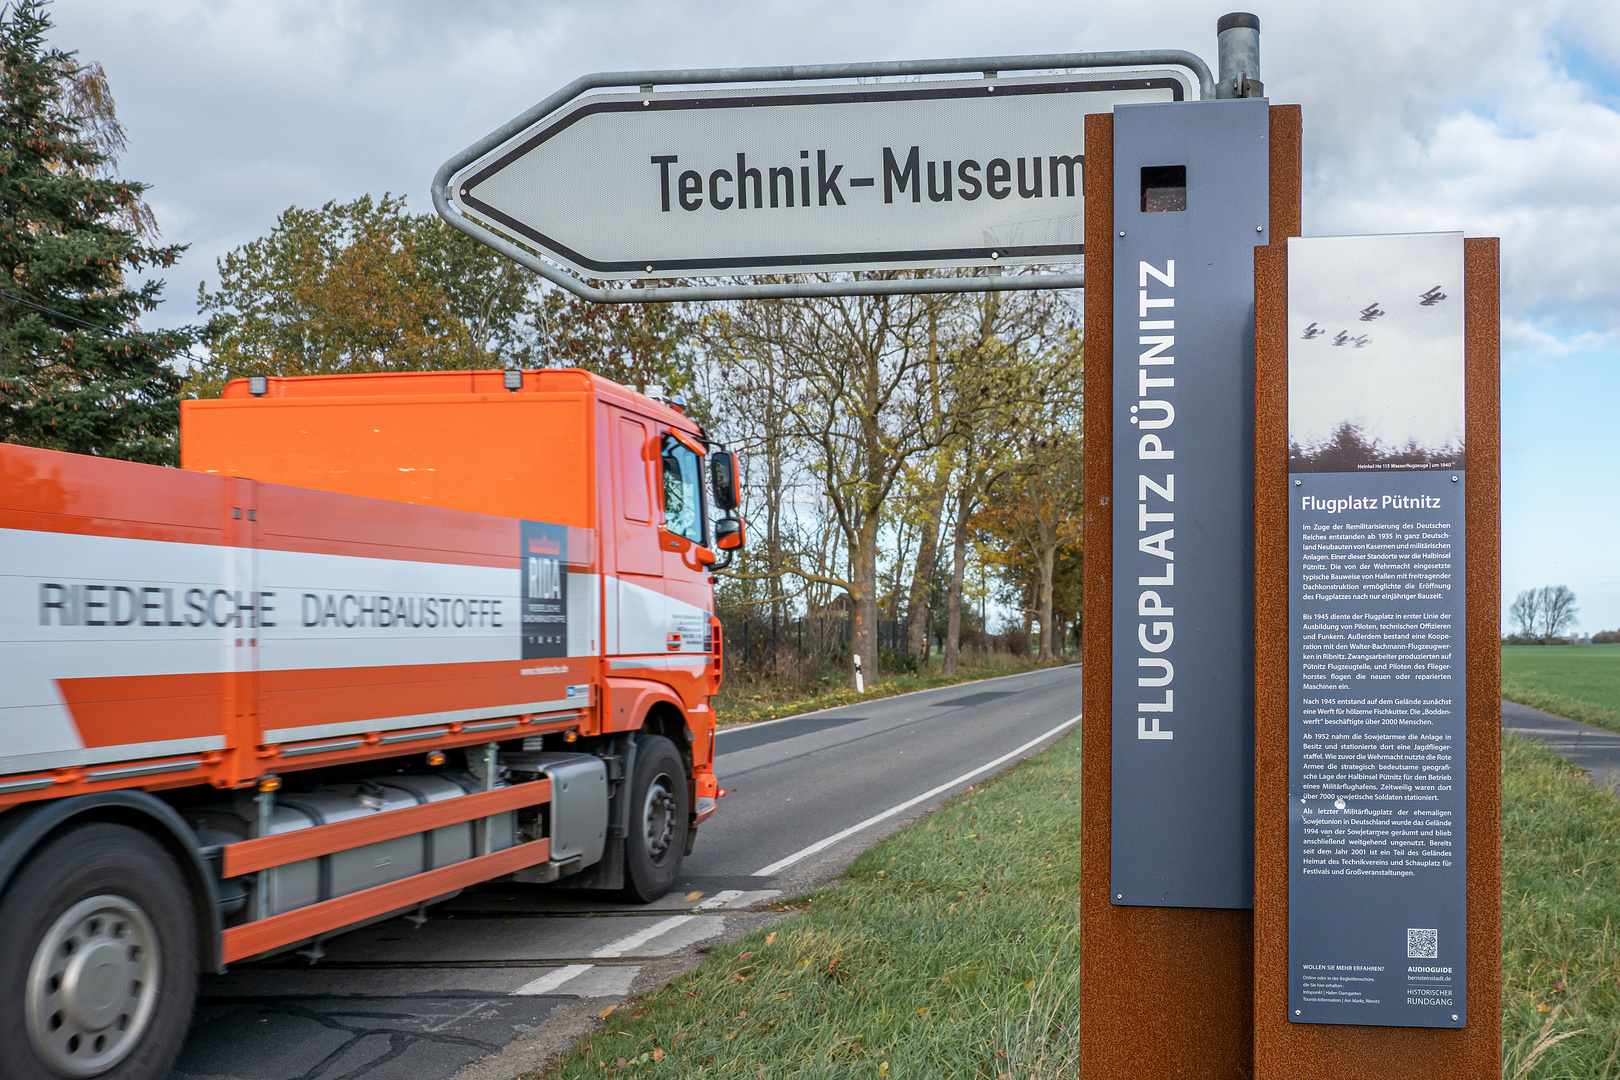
top-left (714, 516), bottom-right (745, 551)
top-left (709, 450), bottom-right (741, 512)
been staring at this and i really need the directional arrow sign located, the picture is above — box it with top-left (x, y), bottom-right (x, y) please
top-left (449, 72), bottom-right (1187, 280)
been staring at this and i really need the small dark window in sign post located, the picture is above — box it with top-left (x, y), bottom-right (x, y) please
top-left (1141, 165), bottom-right (1187, 212)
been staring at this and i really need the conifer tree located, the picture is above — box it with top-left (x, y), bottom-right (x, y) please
top-left (0, 0), bottom-right (192, 463)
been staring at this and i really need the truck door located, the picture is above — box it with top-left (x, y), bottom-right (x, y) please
top-left (610, 413), bottom-right (664, 656)
top-left (658, 431), bottom-right (714, 668)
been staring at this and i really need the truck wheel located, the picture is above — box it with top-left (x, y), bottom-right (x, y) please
top-left (622, 735), bottom-right (689, 903)
top-left (0, 824), bottom-right (198, 1080)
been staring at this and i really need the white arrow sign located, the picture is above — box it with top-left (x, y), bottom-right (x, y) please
top-left (449, 72), bottom-right (1188, 280)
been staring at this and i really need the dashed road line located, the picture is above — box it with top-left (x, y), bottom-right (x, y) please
top-left (590, 915), bottom-right (698, 958)
top-left (511, 964), bottom-right (594, 996)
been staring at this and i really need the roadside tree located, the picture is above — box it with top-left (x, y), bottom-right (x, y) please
top-left (1537, 585), bottom-right (1579, 643)
top-left (192, 195), bottom-right (489, 395)
top-left (707, 277), bottom-right (1068, 687)
top-left (1506, 585), bottom-right (1581, 644)
top-left (0, 0), bottom-right (195, 463)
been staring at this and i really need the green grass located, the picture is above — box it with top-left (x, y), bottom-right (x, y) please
top-left (714, 655), bottom-right (1066, 728)
top-left (1503, 732), bottom-right (1620, 1078)
top-left (1503, 644), bottom-right (1620, 733)
top-left (542, 731), bottom-right (1084, 1079)
top-left (538, 662), bottom-right (1620, 1079)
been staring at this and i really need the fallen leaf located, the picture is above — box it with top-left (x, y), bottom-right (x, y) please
top-left (739, 952), bottom-right (755, 961)
top-left (672, 1034), bottom-right (687, 1050)
top-left (1538, 1003), bottom-right (1552, 1013)
top-left (765, 932), bottom-right (777, 946)
top-left (727, 1028), bottom-right (740, 1040)
top-left (917, 1006), bottom-right (927, 1015)
top-left (1027, 980), bottom-right (1036, 989)
top-left (880, 1062), bottom-right (890, 1075)
top-left (652, 1047), bottom-right (664, 1062)
top-left (598, 1004), bottom-right (618, 1019)
top-left (685, 890), bottom-right (705, 902)
top-left (615, 1058), bottom-right (627, 1068)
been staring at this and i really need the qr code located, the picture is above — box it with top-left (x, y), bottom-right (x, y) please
top-left (1408, 928), bottom-right (1439, 959)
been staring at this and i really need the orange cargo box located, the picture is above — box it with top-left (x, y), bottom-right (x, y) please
top-left (0, 439), bottom-right (598, 801)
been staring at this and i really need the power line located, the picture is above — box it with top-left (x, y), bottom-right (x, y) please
top-left (0, 286), bottom-right (203, 364)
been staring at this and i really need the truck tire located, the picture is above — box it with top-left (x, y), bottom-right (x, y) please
top-left (621, 735), bottom-right (689, 903)
top-left (0, 823), bottom-right (198, 1080)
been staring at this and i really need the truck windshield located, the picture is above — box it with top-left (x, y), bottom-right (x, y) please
top-left (661, 436), bottom-right (704, 545)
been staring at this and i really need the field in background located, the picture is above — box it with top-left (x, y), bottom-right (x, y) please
top-left (1502, 733), bottom-right (1620, 1079)
top-left (1502, 644), bottom-right (1620, 733)
top-left (713, 652), bottom-right (1060, 727)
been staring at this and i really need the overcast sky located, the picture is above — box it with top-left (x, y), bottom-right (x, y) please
top-left (47, 0), bottom-right (1620, 633)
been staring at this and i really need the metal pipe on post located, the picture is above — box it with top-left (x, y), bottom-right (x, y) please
top-left (1216, 12), bottom-right (1263, 99)
top-left (475, 742), bottom-right (499, 856)
top-left (253, 780), bottom-right (277, 922)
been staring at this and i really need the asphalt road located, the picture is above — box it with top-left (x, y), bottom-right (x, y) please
top-left (169, 663), bottom-right (1083, 1080)
top-left (1502, 698), bottom-right (1620, 790)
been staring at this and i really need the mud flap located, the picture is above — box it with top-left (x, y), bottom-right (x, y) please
top-left (554, 734), bottom-right (634, 891)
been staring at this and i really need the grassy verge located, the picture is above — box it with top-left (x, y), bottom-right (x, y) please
top-left (542, 730), bottom-right (1084, 1078)
top-left (1503, 731), bottom-right (1620, 1077)
top-left (714, 655), bottom-right (1068, 727)
top-left (539, 717), bottom-right (1620, 1077)
top-left (1503, 644), bottom-right (1620, 734)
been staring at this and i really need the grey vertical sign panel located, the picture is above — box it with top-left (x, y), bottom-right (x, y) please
top-left (1110, 98), bottom-right (1268, 909)
top-left (1286, 233), bottom-right (1467, 1028)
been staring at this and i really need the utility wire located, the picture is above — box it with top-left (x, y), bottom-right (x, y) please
top-left (0, 286), bottom-right (205, 365)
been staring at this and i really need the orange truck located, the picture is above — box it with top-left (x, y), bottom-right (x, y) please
top-left (0, 368), bottom-right (743, 1080)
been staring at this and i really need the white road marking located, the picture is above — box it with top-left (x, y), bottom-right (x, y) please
top-left (423, 1000), bottom-right (501, 1030)
top-left (693, 888), bottom-right (781, 911)
top-left (591, 915), bottom-right (697, 957)
top-left (567, 964), bottom-right (640, 997)
top-left (751, 712), bottom-right (1082, 877)
top-left (512, 964), bottom-right (593, 996)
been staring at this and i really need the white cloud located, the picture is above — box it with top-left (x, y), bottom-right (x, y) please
top-left (33, 0), bottom-right (1620, 629)
top-left (48, 0), bottom-right (1620, 335)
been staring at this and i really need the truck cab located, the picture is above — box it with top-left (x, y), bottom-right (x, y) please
top-left (0, 368), bottom-right (743, 1080)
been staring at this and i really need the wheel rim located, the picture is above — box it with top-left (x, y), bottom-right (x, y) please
top-left (25, 894), bottom-right (161, 1078)
top-left (641, 773), bottom-right (678, 862)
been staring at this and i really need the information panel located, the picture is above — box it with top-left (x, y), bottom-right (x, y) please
top-left (1287, 233), bottom-right (1467, 1028)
